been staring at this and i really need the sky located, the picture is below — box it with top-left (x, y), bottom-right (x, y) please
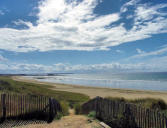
top-left (0, 0), bottom-right (167, 73)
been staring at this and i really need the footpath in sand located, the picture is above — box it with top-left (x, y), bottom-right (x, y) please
top-left (19, 109), bottom-right (102, 128)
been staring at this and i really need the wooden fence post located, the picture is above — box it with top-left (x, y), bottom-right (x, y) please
top-left (139, 106), bottom-right (141, 127)
top-left (162, 114), bottom-right (165, 128)
top-left (1, 94), bottom-right (6, 122)
top-left (165, 117), bottom-right (167, 128)
top-left (48, 98), bottom-right (54, 123)
top-left (124, 104), bottom-right (130, 128)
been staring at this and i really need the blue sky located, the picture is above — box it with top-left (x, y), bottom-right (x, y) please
top-left (0, 0), bottom-right (167, 73)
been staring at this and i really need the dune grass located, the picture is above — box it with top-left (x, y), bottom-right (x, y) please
top-left (106, 96), bottom-right (167, 111)
top-left (0, 76), bottom-right (89, 107)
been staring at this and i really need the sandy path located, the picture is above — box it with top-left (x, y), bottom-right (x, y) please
top-left (12, 76), bottom-right (167, 102)
top-left (17, 109), bottom-right (102, 128)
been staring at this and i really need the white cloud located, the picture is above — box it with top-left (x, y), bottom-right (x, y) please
top-left (0, 63), bottom-right (53, 73)
top-left (134, 3), bottom-right (167, 23)
top-left (116, 50), bottom-right (123, 53)
top-left (0, 10), bottom-right (4, 15)
top-left (130, 45), bottom-right (167, 59)
top-left (120, 0), bottom-right (140, 13)
top-left (1, 60), bottom-right (167, 73)
top-left (0, 0), bottom-right (167, 52)
top-left (0, 55), bottom-right (8, 61)
top-left (125, 0), bottom-right (140, 6)
top-left (136, 48), bottom-right (145, 54)
top-left (13, 20), bottom-right (33, 28)
top-left (126, 15), bottom-right (133, 19)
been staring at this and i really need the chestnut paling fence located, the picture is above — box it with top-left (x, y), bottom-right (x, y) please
top-left (82, 97), bottom-right (167, 128)
top-left (0, 93), bottom-right (61, 124)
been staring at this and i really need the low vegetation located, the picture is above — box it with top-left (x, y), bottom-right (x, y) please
top-left (60, 101), bottom-right (69, 116)
top-left (106, 96), bottom-right (167, 110)
top-left (88, 111), bottom-right (96, 119)
top-left (74, 103), bottom-right (82, 115)
top-left (0, 76), bottom-right (90, 116)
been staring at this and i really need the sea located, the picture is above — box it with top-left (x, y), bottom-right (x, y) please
top-left (25, 72), bottom-right (167, 91)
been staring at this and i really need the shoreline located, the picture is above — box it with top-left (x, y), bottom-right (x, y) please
top-left (12, 76), bottom-right (167, 102)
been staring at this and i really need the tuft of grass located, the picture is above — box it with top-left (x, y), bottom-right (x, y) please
top-left (54, 112), bottom-right (63, 120)
top-left (129, 98), bottom-right (167, 110)
top-left (74, 103), bottom-right (82, 115)
top-left (105, 97), bottom-right (126, 103)
top-left (60, 101), bottom-right (69, 116)
top-left (88, 111), bottom-right (96, 119)
top-left (105, 96), bottom-right (167, 111)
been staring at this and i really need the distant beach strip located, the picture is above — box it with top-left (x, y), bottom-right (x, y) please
top-left (13, 75), bottom-right (167, 103)
top-left (25, 72), bottom-right (167, 91)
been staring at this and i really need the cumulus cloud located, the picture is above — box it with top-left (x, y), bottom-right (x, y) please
top-left (0, 0), bottom-right (167, 52)
top-left (1, 60), bottom-right (167, 73)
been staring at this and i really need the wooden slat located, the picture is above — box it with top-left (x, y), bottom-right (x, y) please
top-left (157, 111), bottom-right (160, 128)
top-left (35, 96), bottom-right (37, 111)
top-left (39, 96), bottom-right (42, 111)
top-left (159, 112), bottom-right (162, 128)
top-left (17, 95), bottom-right (19, 117)
top-left (165, 117), bottom-right (167, 128)
top-left (2, 94), bottom-right (6, 120)
top-left (162, 114), bottom-right (165, 128)
top-left (147, 109), bottom-right (149, 128)
top-left (154, 111), bottom-right (157, 128)
top-left (23, 95), bottom-right (25, 116)
top-left (11, 94), bottom-right (13, 117)
top-left (137, 106), bottom-right (139, 127)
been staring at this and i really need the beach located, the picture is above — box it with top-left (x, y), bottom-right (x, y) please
top-left (12, 76), bottom-right (167, 103)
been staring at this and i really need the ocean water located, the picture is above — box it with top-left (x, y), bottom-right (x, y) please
top-left (25, 72), bottom-right (167, 91)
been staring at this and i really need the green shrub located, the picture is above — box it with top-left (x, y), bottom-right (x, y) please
top-left (151, 100), bottom-right (167, 110)
top-left (130, 98), bottom-right (167, 110)
top-left (88, 111), bottom-right (96, 119)
top-left (60, 101), bottom-right (69, 116)
top-left (105, 97), bottom-right (167, 110)
top-left (0, 80), bottom-right (13, 91)
top-left (55, 112), bottom-right (63, 120)
top-left (74, 103), bottom-right (82, 115)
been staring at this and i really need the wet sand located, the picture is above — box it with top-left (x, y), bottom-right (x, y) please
top-left (12, 76), bottom-right (167, 102)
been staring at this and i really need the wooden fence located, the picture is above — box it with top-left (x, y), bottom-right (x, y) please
top-left (82, 97), bottom-right (167, 128)
top-left (0, 93), bottom-right (61, 123)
